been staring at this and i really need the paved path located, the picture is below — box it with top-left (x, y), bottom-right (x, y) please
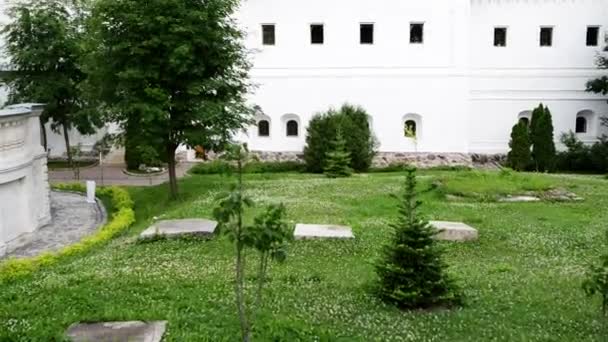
top-left (5, 191), bottom-right (106, 259)
top-left (49, 162), bottom-right (195, 186)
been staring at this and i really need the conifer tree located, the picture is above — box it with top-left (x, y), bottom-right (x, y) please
top-left (375, 168), bottom-right (460, 309)
top-left (530, 104), bottom-right (556, 172)
top-left (507, 121), bottom-right (532, 171)
top-left (324, 129), bottom-right (353, 178)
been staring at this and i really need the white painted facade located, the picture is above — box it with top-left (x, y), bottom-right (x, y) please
top-left (0, 104), bottom-right (51, 257)
top-left (1, 0), bottom-right (607, 162)
top-left (235, 0), bottom-right (608, 155)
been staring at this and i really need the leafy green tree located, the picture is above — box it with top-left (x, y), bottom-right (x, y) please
top-left (324, 129), bottom-right (353, 178)
top-left (87, 0), bottom-right (252, 198)
top-left (2, 0), bottom-right (102, 165)
top-left (213, 144), bottom-right (292, 342)
top-left (530, 104), bottom-right (556, 172)
top-left (375, 167), bottom-right (460, 309)
top-left (304, 104), bottom-right (376, 173)
top-left (583, 229), bottom-right (608, 317)
top-left (507, 121), bottom-right (532, 171)
top-left (587, 47), bottom-right (608, 99)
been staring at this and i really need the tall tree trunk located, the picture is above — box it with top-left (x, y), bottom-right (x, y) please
top-left (63, 124), bottom-right (72, 168)
top-left (166, 142), bottom-right (179, 199)
top-left (39, 118), bottom-right (47, 151)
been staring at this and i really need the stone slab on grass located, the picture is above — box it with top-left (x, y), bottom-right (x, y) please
top-left (294, 224), bottom-right (354, 240)
top-left (499, 196), bottom-right (541, 203)
top-left (140, 219), bottom-right (217, 239)
top-left (66, 321), bottom-right (167, 342)
top-left (430, 221), bottom-right (478, 242)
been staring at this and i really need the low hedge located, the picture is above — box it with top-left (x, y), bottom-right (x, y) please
top-left (190, 160), bottom-right (306, 175)
top-left (0, 184), bottom-right (135, 283)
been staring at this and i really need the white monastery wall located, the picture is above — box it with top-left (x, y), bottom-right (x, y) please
top-left (0, 104), bottom-right (51, 257)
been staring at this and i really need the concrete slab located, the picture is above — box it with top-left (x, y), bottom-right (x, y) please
top-left (429, 221), bottom-right (478, 242)
top-left (499, 196), bottom-right (540, 203)
top-left (140, 219), bottom-right (217, 239)
top-left (66, 321), bottom-right (167, 342)
top-left (294, 224), bottom-right (354, 240)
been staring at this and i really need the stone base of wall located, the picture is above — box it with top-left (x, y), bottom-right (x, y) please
top-left (249, 151), bottom-right (305, 163)
top-left (372, 152), bottom-right (474, 168)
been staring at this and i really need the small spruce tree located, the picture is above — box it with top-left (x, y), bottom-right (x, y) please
top-left (530, 104), bottom-right (556, 172)
top-left (507, 121), bottom-right (532, 171)
top-left (375, 168), bottom-right (460, 309)
top-left (324, 129), bottom-right (353, 178)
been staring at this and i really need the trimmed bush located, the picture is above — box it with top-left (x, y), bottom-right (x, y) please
top-left (507, 121), bottom-right (532, 171)
top-left (189, 160), bottom-right (306, 175)
top-left (304, 104), bottom-right (376, 173)
top-left (324, 130), bottom-right (353, 178)
top-left (0, 185), bottom-right (135, 283)
top-left (530, 104), bottom-right (556, 172)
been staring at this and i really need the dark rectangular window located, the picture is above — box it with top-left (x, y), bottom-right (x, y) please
top-left (494, 27), bottom-right (507, 47)
top-left (587, 26), bottom-right (599, 46)
top-left (262, 24), bottom-right (275, 45)
top-left (540, 27), bottom-right (553, 47)
top-left (360, 23), bottom-right (374, 44)
top-left (311, 24), bottom-right (324, 44)
top-left (410, 23), bottom-right (424, 43)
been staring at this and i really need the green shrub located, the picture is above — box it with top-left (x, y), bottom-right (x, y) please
top-left (555, 133), bottom-right (608, 174)
top-left (0, 185), bottom-right (135, 283)
top-left (189, 160), bottom-right (305, 175)
top-left (375, 167), bottom-right (461, 309)
top-left (507, 121), bottom-right (532, 171)
top-left (304, 104), bottom-right (376, 173)
top-left (530, 104), bottom-right (556, 172)
top-left (324, 130), bottom-right (353, 178)
top-left (582, 229), bottom-right (608, 316)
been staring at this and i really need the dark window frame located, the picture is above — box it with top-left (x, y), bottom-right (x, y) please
top-left (404, 120), bottom-right (417, 137)
top-left (258, 120), bottom-right (270, 137)
top-left (494, 27), bottom-right (507, 47)
top-left (576, 116), bottom-right (588, 133)
top-left (540, 26), bottom-right (553, 47)
top-left (586, 26), bottom-right (600, 47)
top-left (410, 23), bottom-right (424, 44)
top-left (286, 120), bottom-right (299, 137)
top-left (310, 24), bottom-right (324, 45)
top-left (360, 23), bottom-right (374, 45)
top-left (262, 24), bottom-right (276, 46)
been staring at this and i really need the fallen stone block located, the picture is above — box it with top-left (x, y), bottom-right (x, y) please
top-left (294, 224), bottom-right (354, 240)
top-left (66, 321), bottom-right (167, 342)
top-left (429, 221), bottom-right (478, 242)
top-left (140, 219), bottom-right (217, 239)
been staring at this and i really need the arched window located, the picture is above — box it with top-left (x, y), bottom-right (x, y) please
top-left (519, 117), bottom-right (530, 126)
top-left (286, 120), bottom-right (299, 137)
top-left (258, 120), bottom-right (270, 137)
top-left (404, 120), bottom-right (417, 138)
top-left (518, 110), bottom-right (532, 126)
top-left (576, 116), bottom-right (587, 133)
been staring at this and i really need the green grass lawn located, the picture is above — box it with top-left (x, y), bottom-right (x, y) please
top-left (1, 170), bottom-right (607, 341)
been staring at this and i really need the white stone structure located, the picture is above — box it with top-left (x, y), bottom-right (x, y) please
top-left (2, 0), bottom-right (608, 165)
top-left (0, 104), bottom-right (51, 257)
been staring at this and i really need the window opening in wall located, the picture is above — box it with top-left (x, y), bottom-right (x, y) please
top-left (360, 23), bottom-right (374, 44)
top-left (540, 27), bottom-right (553, 47)
top-left (404, 120), bottom-right (417, 138)
top-left (410, 23), bottom-right (424, 44)
top-left (311, 24), bottom-right (324, 44)
top-left (494, 27), bottom-right (507, 47)
top-left (262, 24), bottom-right (275, 45)
top-left (587, 26), bottom-right (599, 46)
top-left (258, 120), bottom-right (270, 137)
top-left (576, 117), bottom-right (588, 133)
top-left (286, 120), bottom-right (299, 136)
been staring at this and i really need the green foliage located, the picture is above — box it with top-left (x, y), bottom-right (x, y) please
top-left (190, 160), bottom-right (305, 175)
top-left (555, 133), bottom-right (608, 174)
top-left (304, 104), bottom-right (376, 173)
top-left (507, 121), bottom-right (532, 171)
top-left (213, 144), bottom-right (292, 342)
top-left (324, 130), bottom-right (353, 178)
top-left (86, 0), bottom-right (253, 198)
top-left (582, 230), bottom-right (608, 317)
top-left (586, 46), bottom-right (608, 96)
top-left (2, 0), bottom-right (103, 163)
top-left (530, 104), bottom-right (557, 172)
top-left (375, 168), bottom-right (460, 309)
top-left (0, 184), bottom-right (134, 283)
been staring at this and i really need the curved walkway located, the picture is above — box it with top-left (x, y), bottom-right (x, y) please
top-left (6, 191), bottom-right (107, 259)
